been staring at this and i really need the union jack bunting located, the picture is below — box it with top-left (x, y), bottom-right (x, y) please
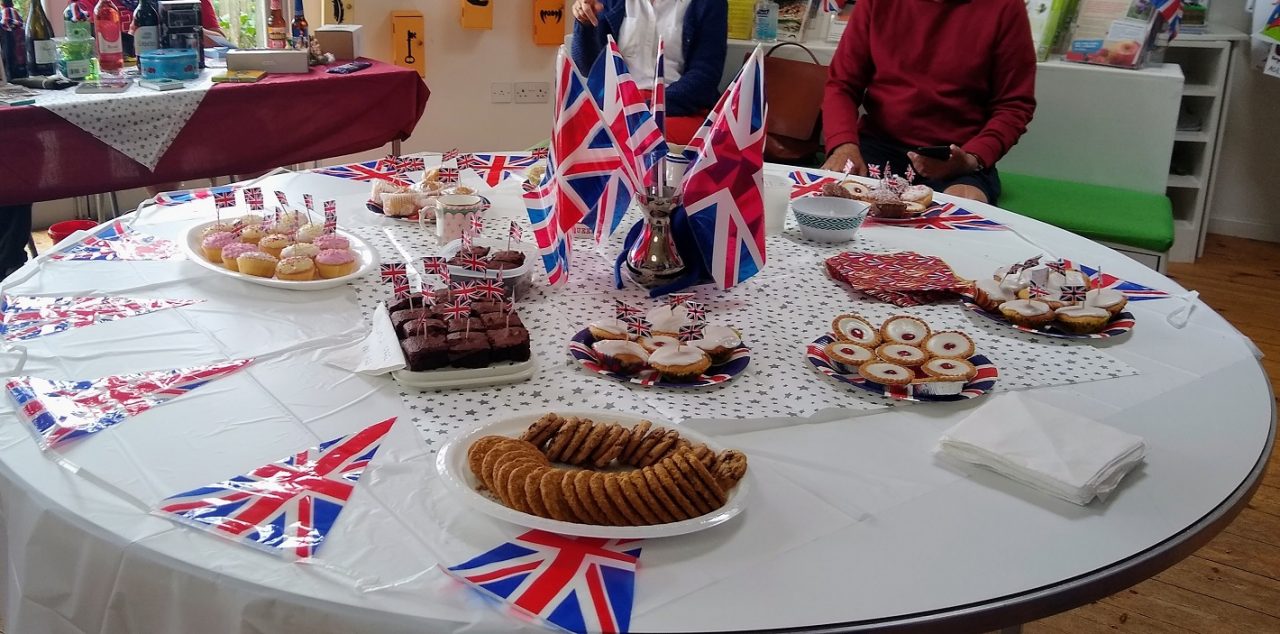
top-left (667, 292), bottom-right (694, 308)
top-left (244, 187), bottom-right (265, 211)
top-left (447, 530), bottom-right (642, 634)
top-left (313, 158), bottom-right (413, 187)
top-left (1060, 261), bottom-right (1171, 301)
top-left (213, 190), bottom-right (237, 209)
top-left (441, 296), bottom-right (473, 321)
top-left (532, 147), bottom-right (550, 159)
top-left (681, 46), bottom-right (768, 290)
top-left (467, 153), bottom-right (541, 188)
top-left (154, 418), bottom-right (395, 560)
top-left (508, 221), bottom-right (523, 243)
top-left (6, 359), bottom-right (251, 450)
top-left (586, 37), bottom-right (669, 191)
top-left (457, 153), bottom-right (476, 169)
top-left (52, 220), bottom-right (179, 261)
top-left (442, 148), bottom-right (460, 162)
top-left (1, 295), bottom-right (199, 342)
top-left (787, 171), bottom-right (838, 200)
top-left (477, 278), bottom-right (506, 301)
top-left (865, 203), bottom-right (1007, 231)
top-left (151, 185), bottom-right (236, 207)
top-left (437, 167), bottom-right (460, 185)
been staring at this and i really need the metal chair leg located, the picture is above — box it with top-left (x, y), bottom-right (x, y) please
top-left (26, 235), bottom-right (38, 259)
top-left (109, 191), bottom-right (121, 218)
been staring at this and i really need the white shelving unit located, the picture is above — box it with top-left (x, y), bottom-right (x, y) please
top-left (1160, 25), bottom-right (1249, 262)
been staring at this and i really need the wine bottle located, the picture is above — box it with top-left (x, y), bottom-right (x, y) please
top-left (0, 0), bottom-right (28, 79)
top-left (290, 0), bottom-right (307, 42)
top-left (117, 0), bottom-right (134, 59)
top-left (132, 0), bottom-right (157, 63)
top-left (93, 0), bottom-right (122, 74)
top-left (26, 0), bottom-right (57, 76)
top-left (267, 0), bottom-right (286, 49)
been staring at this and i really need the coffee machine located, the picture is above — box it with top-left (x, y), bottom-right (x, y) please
top-left (158, 0), bottom-right (204, 68)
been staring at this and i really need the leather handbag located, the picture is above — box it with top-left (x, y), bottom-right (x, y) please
top-left (760, 42), bottom-right (828, 164)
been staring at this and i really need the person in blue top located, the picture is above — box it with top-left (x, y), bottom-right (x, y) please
top-left (571, 0), bottom-right (727, 145)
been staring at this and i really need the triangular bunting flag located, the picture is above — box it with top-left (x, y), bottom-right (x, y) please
top-left (1060, 260), bottom-right (1171, 300)
top-left (152, 185), bottom-right (236, 207)
top-left (153, 417), bottom-right (396, 560)
top-left (50, 220), bottom-right (180, 261)
top-left (1, 295), bottom-right (201, 341)
top-left (448, 530), bottom-right (642, 634)
top-left (5, 359), bottom-right (252, 449)
top-left (467, 153), bottom-right (540, 188)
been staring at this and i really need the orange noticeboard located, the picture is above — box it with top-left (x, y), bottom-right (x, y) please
top-left (533, 0), bottom-right (565, 45)
top-left (391, 11), bottom-right (425, 77)
top-left (460, 0), bottom-right (493, 30)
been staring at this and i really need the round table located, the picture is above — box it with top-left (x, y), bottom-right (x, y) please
top-left (0, 162), bottom-right (1271, 634)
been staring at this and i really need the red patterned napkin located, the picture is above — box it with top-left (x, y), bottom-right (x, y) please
top-left (825, 251), bottom-right (968, 307)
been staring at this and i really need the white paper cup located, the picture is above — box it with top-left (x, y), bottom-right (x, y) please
top-left (763, 175), bottom-right (792, 234)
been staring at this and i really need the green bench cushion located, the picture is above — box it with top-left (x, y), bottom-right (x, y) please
top-left (998, 172), bottom-right (1174, 253)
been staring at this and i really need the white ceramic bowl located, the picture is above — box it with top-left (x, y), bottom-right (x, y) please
top-left (791, 196), bottom-right (870, 243)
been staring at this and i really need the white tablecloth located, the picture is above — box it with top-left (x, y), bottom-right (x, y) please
top-left (0, 160), bottom-right (1269, 634)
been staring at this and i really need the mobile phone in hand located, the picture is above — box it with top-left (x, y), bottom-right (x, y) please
top-left (914, 145), bottom-right (953, 161)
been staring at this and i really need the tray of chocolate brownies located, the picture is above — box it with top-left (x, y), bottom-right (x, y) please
top-left (385, 289), bottom-right (535, 389)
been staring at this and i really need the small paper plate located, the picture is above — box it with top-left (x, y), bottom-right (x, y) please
top-left (435, 409), bottom-right (749, 539)
top-left (366, 195), bottom-right (491, 223)
top-left (567, 329), bottom-right (751, 388)
top-left (806, 334), bottom-right (998, 402)
top-left (183, 222), bottom-right (377, 291)
top-left (961, 301), bottom-right (1136, 339)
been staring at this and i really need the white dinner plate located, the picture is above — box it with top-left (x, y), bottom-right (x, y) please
top-left (183, 221), bottom-right (379, 291)
top-left (435, 409), bottom-right (750, 539)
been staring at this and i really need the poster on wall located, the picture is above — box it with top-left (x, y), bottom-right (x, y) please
top-left (324, 0), bottom-right (356, 25)
top-left (533, 0), bottom-right (565, 45)
top-left (392, 11), bottom-right (425, 77)
top-left (461, 0), bottom-right (494, 30)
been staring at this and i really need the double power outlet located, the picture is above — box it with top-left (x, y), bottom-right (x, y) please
top-left (491, 82), bottom-right (550, 104)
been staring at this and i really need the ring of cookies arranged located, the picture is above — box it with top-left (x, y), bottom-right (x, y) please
top-left (822, 313), bottom-right (985, 397)
top-left (467, 414), bottom-right (748, 526)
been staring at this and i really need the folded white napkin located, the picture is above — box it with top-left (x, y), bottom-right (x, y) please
top-left (323, 303), bottom-right (407, 375)
top-left (936, 392), bottom-right (1146, 505)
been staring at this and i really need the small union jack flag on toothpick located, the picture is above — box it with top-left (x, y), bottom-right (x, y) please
top-left (1028, 282), bottom-right (1051, 299)
top-left (460, 252), bottom-right (487, 272)
top-left (1060, 284), bottom-right (1088, 304)
top-left (437, 167), bottom-right (460, 185)
top-left (303, 194), bottom-right (314, 212)
top-left (1045, 259), bottom-right (1068, 275)
top-left (469, 215), bottom-right (485, 236)
top-left (244, 187), bottom-right (264, 211)
top-left (684, 301), bottom-right (707, 323)
top-left (213, 190), bottom-right (237, 209)
top-left (868, 164), bottom-right (881, 179)
top-left (441, 296), bottom-right (472, 322)
top-left (451, 281), bottom-right (480, 300)
top-left (477, 277), bottom-right (505, 301)
top-left (667, 292), bottom-right (694, 308)
top-left (275, 191), bottom-right (289, 208)
top-left (905, 165), bottom-right (917, 183)
top-left (323, 201), bottom-right (337, 233)
top-left (625, 316), bottom-right (652, 339)
top-left (380, 263), bottom-right (408, 281)
top-left (678, 323), bottom-right (704, 345)
top-left (508, 221), bottom-right (523, 243)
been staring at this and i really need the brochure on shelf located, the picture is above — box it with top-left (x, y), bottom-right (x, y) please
top-left (1064, 0), bottom-right (1159, 69)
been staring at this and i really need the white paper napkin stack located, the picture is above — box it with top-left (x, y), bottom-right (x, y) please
top-left (936, 392), bottom-right (1146, 505)
top-left (323, 302), bottom-right (407, 375)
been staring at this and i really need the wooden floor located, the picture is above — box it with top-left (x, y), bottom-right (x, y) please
top-left (16, 233), bottom-right (1280, 632)
top-left (1027, 234), bottom-right (1280, 633)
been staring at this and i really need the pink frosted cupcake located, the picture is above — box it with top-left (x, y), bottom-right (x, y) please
top-left (201, 231), bottom-right (237, 263)
top-left (219, 243), bottom-right (258, 271)
top-left (315, 249), bottom-right (357, 278)
top-left (312, 234), bottom-right (350, 251)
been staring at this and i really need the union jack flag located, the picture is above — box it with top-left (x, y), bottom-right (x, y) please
top-left (299, 194), bottom-right (312, 212)
top-left (587, 37), bottom-right (669, 192)
top-left (532, 146), bottom-right (550, 160)
top-left (1045, 259), bottom-right (1067, 275)
top-left (437, 167), bottom-right (460, 185)
top-left (152, 185), bottom-right (236, 207)
top-left (1060, 284), bottom-right (1088, 304)
top-left (323, 201), bottom-right (337, 233)
top-left (155, 418), bottom-right (395, 560)
top-left (1009, 255), bottom-right (1042, 275)
top-left (822, 0), bottom-right (841, 12)
top-left (652, 38), bottom-right (666, 139)
top-left (865, 203), bottom-right (1007, 231)
top-left (314, 159), bottom-right (413, 187)
top-left (469, 215), bottom-right (486, 236)
top-left (678, 323), bottom-right (703, 344)
top-left (681, 46), bottom-right (768, 290)
top-left (441, 296), bottom-right (473, 321)
top-left (459, 252), bottom-right (488, 272)
top-left (1060, 260), bottom-right (1171, 301)
top-left (525, 163), bottom-right (573, 285)
top-left (905, 165), bottom-right (917, 183)
top-left (1154, 0), bottom-right (1182, 40)
top-left (667, 292), bottom-right (694, 308)
top-left (458, 153), bottom-right (476, 169)
top-left (52, 220), bottom-right (180, 261)
top-left (508, 221), bottom-right (523, 243)
top-left (451, 281), bottom-right (481, 301)
top-left (467, 153), bottom-right (541, 188)
top-left (244, 187), bottom-right (264, 211)
top-left (787, 171), bottom-right (838, 200)
top-left (447, 530), bottom-right (642, 634)
top-left (379, 263), bottom-right (408, 282)
top-left (442, 148), bottom-right (460, 162)
top-left (6, 359), bottom-right (251, 450)
top-left (684, 301), bottom-right (707, 323)
top-left (422, 256), bottom-right (449, 276)
top-left (1027, 282), bottom-right (1051, 299)
top-left (477, 277), bottom-right (506, 301)
top-left (1, 295), bottom-right (199, 342)
top-left (868, 164), bottom-right (881, 179)
top-left (624, 316), bottom-right (651, 338)
top-left (275, 191), bottom-right (291, 209)
top-left (213, 190), bottom-right (237, 209)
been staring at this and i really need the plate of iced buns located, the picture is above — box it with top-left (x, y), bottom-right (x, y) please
top-left (184, 214), bottom-right (377, 290)
top-left (437, 410), bottom-right (750, 539)
top-left (965, 261), bottom-right (1136, 339)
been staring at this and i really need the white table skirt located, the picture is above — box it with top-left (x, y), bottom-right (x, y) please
top-left (0, 161), bottom-right (1270, 634)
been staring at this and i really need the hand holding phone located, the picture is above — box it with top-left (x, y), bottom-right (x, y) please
top-left (914, 145), bottom-right (953, 161)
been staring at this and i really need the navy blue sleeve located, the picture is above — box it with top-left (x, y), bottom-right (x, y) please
top-left (571, 0), bottom-right (621, 75)
top-left (666, 0), bottom-right (727, 116)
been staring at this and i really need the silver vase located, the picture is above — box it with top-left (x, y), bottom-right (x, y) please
top-left (625, 186), bottom-right (686, 288)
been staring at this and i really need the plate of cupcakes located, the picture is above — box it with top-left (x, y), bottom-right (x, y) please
top-left (184, 215), bottom-right (378, 291)
top-left (806, 314), bottom-right (998, 402)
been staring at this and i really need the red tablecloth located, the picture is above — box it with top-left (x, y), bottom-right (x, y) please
top-left (0, 59), bottom-right (429, 206)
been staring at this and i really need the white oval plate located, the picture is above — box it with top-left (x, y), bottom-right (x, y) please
top-left (183, 221), bottom-right (379, 291)
top-left (436, 409), bottom-right (750, 539)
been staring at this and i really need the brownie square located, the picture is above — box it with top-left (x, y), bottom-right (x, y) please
top-left (488, 327), bottom-right (531, 362)
top-left (447, 332), bottom-right (491, 368)
top-left (470, 301), bottom-right (504, 315)
top-left (388, 293), bottom-right (424, 314)
top-left (390, 308), bottom-right (431, 334)
top-left (485, 260), bottom-right (521, 271)
top-left (446, 317), bottom-right (484, 334)
top-left (402, 318), bottom-right (448, 338)
top-left (401, 335), bottom-right (449, 371)
top-left (481, 312), bottom-right (523, 330)
top-left (489, 250), bottom-right (526, 266)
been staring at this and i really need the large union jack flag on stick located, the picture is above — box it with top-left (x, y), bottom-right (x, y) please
top-left (680, 46), bottom-right (768, 290)
top-left (448, 530), bottom-right (642, 634)
top-left (314, 158), bottom-right (414, 187)
top-left (586, 37), bottom-right (669, 193)
top-left (154, 418), bottom-right (395, 560)
top-left (1, 295), bottom-right (200, 342)
top-left (5, 359), bottom-right (252, 450)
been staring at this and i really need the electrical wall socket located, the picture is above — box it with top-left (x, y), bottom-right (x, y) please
top-left (490, 82), bottom-right (513, 103)
top-left (514, 82), bottom-right (550, 103)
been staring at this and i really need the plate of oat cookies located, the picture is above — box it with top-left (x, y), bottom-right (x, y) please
top-left (436, 410), bottom-right (751, 539)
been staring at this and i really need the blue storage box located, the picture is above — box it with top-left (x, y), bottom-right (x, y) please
top-left (140, 49), bottom-right (200, 81)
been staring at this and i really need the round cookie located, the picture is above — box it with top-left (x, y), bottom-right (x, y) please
top-left (628, 426), bottom-right (667, 466)
top-left (569, 421), bottom-right (608, 466)
top-left (573, 470), bottom-right (611, 525)
top-left (505, 462), bottom-right (543, 513)
top-left (588, 472), bottom-right (629, 526)
top-left (642, 466), bottom-right (690, 521)
top-left (629, 471), bottom-right (675, 523)
top-left (539, 469), bottom-right (578, 522)
top-left (494, 457), bottom-right (542, 506)
top-left (521, 413), bottom-right (565, 448)
top-left (559, 419), bottom-right (596, 465)
top-left (660, 456), bottom-right (713, 515)
top-left (620, 420), bottom-right (652, 463)
top-left (602, 473), bottom-right (647, 526)
top-left (545, 416), bottom-right (583, 462)
top-left (590, 424), bottom-right (628, 469)
top-left (467, 436), bottom-right (507, 481)
top-left (652, 461), bottom-right (702, 519)
top-left (638, 429), bottom-right (680, 467)
top-left (690, 443), bottom-right (715, 467)
top-left (671, 449), bottom-right (726, 509)
top-left (480, 439), bottom-right (538, 492)
top-left (522, 466), bottom-right (552, 517)
top-left (713, 450), bottom-right (749, 489)
top-left (559, 470), bottom-right (592, 524)
top-left (618, 472), bottom-right (663, 524)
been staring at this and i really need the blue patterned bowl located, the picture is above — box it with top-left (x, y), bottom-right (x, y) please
top-left (791, 196), bottom-right (870, 242)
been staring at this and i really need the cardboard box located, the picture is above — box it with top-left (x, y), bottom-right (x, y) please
top-left (226, 49), bottom-right (310, 74)
top-left (315, 24), bottom-right (364, 62)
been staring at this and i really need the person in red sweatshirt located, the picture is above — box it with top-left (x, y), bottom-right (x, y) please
top-left (821, 0), bottom-right (1037, 204)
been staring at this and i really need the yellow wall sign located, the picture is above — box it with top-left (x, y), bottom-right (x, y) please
top-left (391, 11), bottom-right (425, 77)
top-left (323, 0), bottom-right (356, 26)
top-left (533, 0), bottom-right (565, 46)
top-left (460, 0), bottom-right (493, 30)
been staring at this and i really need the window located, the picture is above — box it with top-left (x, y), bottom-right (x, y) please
top-left (210, 0), bottom-right (259, 48)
